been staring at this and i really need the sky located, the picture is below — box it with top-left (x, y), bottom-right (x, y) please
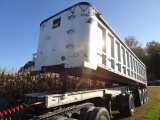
top-left (0, 0), bottom-right (160, 70)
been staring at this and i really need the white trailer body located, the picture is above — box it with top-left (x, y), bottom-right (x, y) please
top-left (32, 2), bottom-right (147, 87)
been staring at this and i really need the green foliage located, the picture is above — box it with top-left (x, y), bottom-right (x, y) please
top-left (124, 36), bottom-right (139, 48)
top-left (124, 36), bottom-right (146, 60)
top-left (145, 41), bottom-right (160, 80)
top-left (125, 37), bottom-right (160, 81)
top-left (148, 52), bottom-right (160, 79)
top-left (146, 40), bottom-right (160, 54)
top-left (19, 61), bottom-right (35, 72)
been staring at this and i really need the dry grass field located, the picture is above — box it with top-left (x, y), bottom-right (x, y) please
top-left (0, 70), bottom-right (105, 108)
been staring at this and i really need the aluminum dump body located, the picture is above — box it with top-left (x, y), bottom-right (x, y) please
top-left (32, 2), bottom-right (147, 86)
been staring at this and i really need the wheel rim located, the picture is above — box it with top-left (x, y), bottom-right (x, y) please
top-left (100, 115), bottom-right (108, 120)
top-left (139, 89), bottom-right (143, 105)
top-left (142, 89), bottom-right (146, 103)
top-left (130, 96), bottom-right (135, 113)
top-left (146, 89), bottom-right (148, 100)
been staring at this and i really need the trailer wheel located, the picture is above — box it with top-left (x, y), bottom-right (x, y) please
top-left (118, 93), bottom-right (135, 116)
top-left (88, 107), bottom-right (110, 120)
top-left (78, 106), bottom-right (95, 120)
top-left (145, 88), bottom-right (148, 100)
top-left (127, 94), bottom-right (135, 116)
top-left (118, 94), bottom-right (127, 115)
top-left (51, 116), bottom-right (69, 120)
top-left (144, 89), bottom-right (147, 103)
top-left (71, 113), bottom-right (79, 119)
top-left (142, 89), bottom-right (146, 103)
top-left (136, 89), bottom-right (143, 106)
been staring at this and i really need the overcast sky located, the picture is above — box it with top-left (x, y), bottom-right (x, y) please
top-left (0, 0), bottom-right (160, 70)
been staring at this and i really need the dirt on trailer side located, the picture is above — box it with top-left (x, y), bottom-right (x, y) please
top-left (111, 86), bottom-right (160, 120)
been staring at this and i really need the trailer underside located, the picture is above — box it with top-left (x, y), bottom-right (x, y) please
top-left (23, 65), bottom-right (148, 120)
top-left (39, 64), bottom-right (147, 88)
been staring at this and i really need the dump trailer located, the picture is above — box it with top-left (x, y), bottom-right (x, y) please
top-left (18, 2), bottom-right (148, 120)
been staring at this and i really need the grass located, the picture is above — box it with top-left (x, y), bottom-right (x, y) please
top-left (144, 103), bottom-right (160, 120)
top-left (143, 86), bottom-right (160, 120)
top-left (112, 86), bottom-right (160, 120)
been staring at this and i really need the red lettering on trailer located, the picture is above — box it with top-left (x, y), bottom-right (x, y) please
top-left (102, 66), bottom-right (106, 69)
top-left (73, 53), bottom-right (79, 57)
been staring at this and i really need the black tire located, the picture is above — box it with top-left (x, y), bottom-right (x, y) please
top-left (78, 106), bottom-right (95, 120)
top-left (118, 94), bottom-right (127, 115)
top-left (119, 106), bottom-right (126, 115)
top-left (142, 89), bottom-right (146, 103)
top-left (66, 118), bottom-right (78, 120)
top-left (71, 113), bottom-right (79, 119)
top-left (118, 93), bottom-right (135, 116)
top-left (145, 88), bottom-right (148, 100)
top-left (144, 89), bottom-right (147, 102)
top-left (88, 107), bottom-right (110, 120)
top-left (51, 116), bottom-right (68, 120)
top-left (126, 94), bottom-right (135, 116)
top-left (136, 89), bottom-right (143, 106)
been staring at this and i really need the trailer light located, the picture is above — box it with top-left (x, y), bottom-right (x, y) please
top-left (84, 53), bottom-right (88, 57)
top-left (61, 56), bottom-right (65, 61)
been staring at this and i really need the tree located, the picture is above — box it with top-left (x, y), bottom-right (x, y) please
top-left (32, 53), bottom-right (37, 62)
top-left (124, 36), bottom-right (146, 61)
top-left (149, 52), bottom-right (160, 79)
top-left (19, 61), bottom-right (35, 72)
top-left (145, 40), bottom-right (160, 80)
top-left (124, 36), bottom-right (139, 48)
top-left (146, 40), bottom-right (160, 54)
top-left (19, 53), bottom-right (36, 72)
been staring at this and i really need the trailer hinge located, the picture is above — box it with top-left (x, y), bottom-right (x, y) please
top-left (67, 29), bottom-right (75, 34)
top-left (68, 15), bottom-right (75, 20)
